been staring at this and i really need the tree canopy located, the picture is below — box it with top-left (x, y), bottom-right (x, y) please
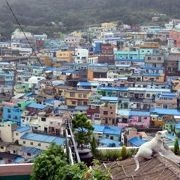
top-left (72, 113), bottom-right (94, 148)
top-left (32, 143), bottom-right (110, 180)
top-left (0, 0), bottom-right (180, 38)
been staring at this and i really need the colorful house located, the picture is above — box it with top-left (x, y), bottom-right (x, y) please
top-left (128, 111), bottom-right (150, 128)
top-left (2, 102), bottom-right (22, 126)
top-left (114, 48), bottom-right (154, 61)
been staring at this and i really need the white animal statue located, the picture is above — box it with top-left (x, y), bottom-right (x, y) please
top-left (134, 130), bottom-right (168, 171)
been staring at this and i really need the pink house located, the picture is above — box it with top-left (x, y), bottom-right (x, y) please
top-left (129, 116), bottom-right (150, 128)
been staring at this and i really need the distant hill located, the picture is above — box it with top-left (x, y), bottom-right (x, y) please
top-left (0, 0), bottom-right (180, 38)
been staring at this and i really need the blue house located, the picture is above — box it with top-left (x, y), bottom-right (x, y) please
top-left (2, 103), bottom-right (22, 126)
top-left (93, 124), bottom-right (122, 147)
top-left (128, 137), bottom-right (146, 147)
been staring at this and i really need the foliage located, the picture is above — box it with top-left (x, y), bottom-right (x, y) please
top-left (72, 113), bottom-right (94, 148)
top-left (174, 137), bottom-right (180, 155)
top-left (98, 150), bottom-right (121, 161)
top-left (91, 136), bottom-right (98, 157)
top-left (31, 143), bottom-right (67, 180)
top-left (57, 162), bottom-right (88, 180)
top-left (32, 143), bottom-right (109, 180)
top-left (1, 0), bottom-right (180, 38)
top-left (97, 147), bottom-right (133, 162)
top-left (121, 145), bottom-right (128, 160)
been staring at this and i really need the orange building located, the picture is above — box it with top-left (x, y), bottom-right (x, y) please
top-left (56, 50), bottom-right (73, 62)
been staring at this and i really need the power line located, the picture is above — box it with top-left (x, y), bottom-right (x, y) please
top-left (5, 0), bottom-right (42, 66)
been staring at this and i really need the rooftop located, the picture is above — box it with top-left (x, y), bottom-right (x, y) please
top-left (20, 133), bottom-right (65, 145)
top-left (15, 126), bottom-right (31, 133)
top-left (27, 103), bottom-right (47, 110)
top-left (77, 82), bottom-right (99, 87)
top-left (128, 137), bottom-right (146, 147)
top-left (93, 124), bottom-right (122, 136)
top-left (150, 108), bottom-right (180, 116)
top-left (100, 156), bottom-right (180, 179)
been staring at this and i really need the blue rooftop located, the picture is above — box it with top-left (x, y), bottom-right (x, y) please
top-left (21, 133), bottom-right (65, 145)
top-left (101, 96), bottom-right (118, 102)
top-left (15, 126), bottom-right (31, 133)
top-left (27, 103), bottom-right (47, 109)
top-left (159, 93), bottom-right (176, 98)
top-left (143, 73), bottom-right (160, 77)
top-left (77, 82), bottom-right (99, 87)
top-left (93, 124), bottom-right (105, 133)
top-left (93, 124), bottom-right (122, 136)
top-left (130, 111), bottom-right (150, 117)
top-left (128, 137), bottom-right (146, 147)
top-left (21, 147), bottom-right (42, 155)
top-left (141, 66), bottom-right (164, 70)
top-left (150, 108), bottom-right (180, 116)
top-left (98, 87), bottom-right (128, 92)
top-left (99, 138), bottom-right (121, 147)
top-left (103, 126), bottom-right (122, 136)
top-left (118, 109), bottom-right (130, 116)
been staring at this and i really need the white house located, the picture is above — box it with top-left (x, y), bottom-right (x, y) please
top-left (74, 48), bottom-right (89, 63)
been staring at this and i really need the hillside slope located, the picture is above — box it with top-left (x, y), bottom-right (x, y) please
top-left (0, 0), bottom-right (180, 37)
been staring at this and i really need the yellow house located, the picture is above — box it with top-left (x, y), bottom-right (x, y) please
top-left (65, 89), bottom-right (92, 107)
top-left (56, 50), bottom-right (74, 62)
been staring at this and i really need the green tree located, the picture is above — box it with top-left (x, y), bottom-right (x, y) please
top-left (174, 137), bottom-right (180, 155)
top-left (91, 136), bottom-right (98, 157)
top-left (72, 113), bottom-right (94, 149)
top-left (31, 143), bottom-right (67, 180)
top-left (32, 143), bottom-right (109, 180)
top-left (121, 145), bottom-right (128, 160)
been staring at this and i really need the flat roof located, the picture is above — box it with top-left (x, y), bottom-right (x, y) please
top-left (150, 108), bottom-right (180, 115)
top-left (21, 133), bottom-right (65, 145)
top-left (77, 82), bottom-right (99, 87)
top-left (15, 126), bottom-right (31, 133)
top-left (27, 103), bottom-right (47, 110)
top-left (101, 96), bottom-right (118, 102)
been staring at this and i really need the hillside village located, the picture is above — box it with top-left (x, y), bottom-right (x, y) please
top-left (0, 20), bottom-right (180, 164)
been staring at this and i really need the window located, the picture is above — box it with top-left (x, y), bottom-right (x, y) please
top-left (23, 141), bottom-right (26, 144)
top-left (70, 92), bottom-right (75, 97)
top-left (41, 117), bottom-right (46, 122)
top-left (7, 109), bottom-right (11, 113)
top-left (147, 57), bottom-right (151, 60)
top-left (72, 101), bottom-right (76, 105)
top-left (30, 142), bottom-right (33, 145)
top-left (16, 133), bottom-right (19, 136)
top-left (103, 111), bottom-right (108, 115)
top-left (27, 153), bottom-right (31, 156)
top-left (110, 136), bottom-right (114, 140)
top-left (1, 146), bottom-right (4, 149)
top-left (110, 106), bottom-right (112, 109)
top-left (38, 143), bottom-right (41, 146)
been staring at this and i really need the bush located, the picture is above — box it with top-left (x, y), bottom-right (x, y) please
top-left (174, 137), bottom-right (180, 155)
top-left (32, 143), bottom-right (109, 180)
top-left (121, 146), bottom-right (128, 160)
top-left (91, 136), bottom-right (98, 157)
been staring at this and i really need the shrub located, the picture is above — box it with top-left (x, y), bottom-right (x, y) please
top-left (174, 137), bottom-right (180, 155)
top-left (121, 146), bottom-right (128, 160)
